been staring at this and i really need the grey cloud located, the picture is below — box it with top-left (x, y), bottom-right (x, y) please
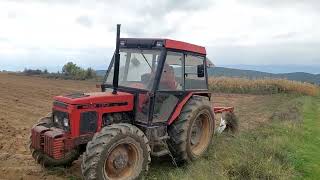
top-left (5, 0), bottom-right (79, 4)
top-left (136, 0), bottom-right (213, 17)
top-left (106, 0), bottom-right (212, 37)
top-left (122, 16), bottom-right (181, 37)
top-left (241, 0), bottom-right (320, 11)
top-left (76, 15), bottom-right (93, 28)
top-left (6, 0), bottom-right (212, 37)
top-left (207, 42), bottom-right (320, 66)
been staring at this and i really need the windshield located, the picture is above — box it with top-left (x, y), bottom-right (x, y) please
top-left (105, 48), bottom-right (161, 90)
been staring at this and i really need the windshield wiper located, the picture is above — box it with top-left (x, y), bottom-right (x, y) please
top-left (138, 47), bottom-right (152, 69)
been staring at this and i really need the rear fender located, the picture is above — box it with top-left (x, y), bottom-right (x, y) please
top-left (167, 92), bottom-right (211, 125)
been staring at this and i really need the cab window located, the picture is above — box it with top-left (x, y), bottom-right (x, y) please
top-left (185, 54), bottom-right (207, 89)
top-left (158, 51), bottom-right (183, 91)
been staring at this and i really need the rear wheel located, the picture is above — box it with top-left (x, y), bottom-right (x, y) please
top-left (168, 96), bottom-right (214, 163)
top-left (81, 123), bottom-right (151, 180)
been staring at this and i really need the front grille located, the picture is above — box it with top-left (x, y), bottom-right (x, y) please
top-left (31, 125), bottom-right (67, 160)
top-left (43, 129), bottom-right (65, 160)
top-left (31, 126), bottom-right (50, 150)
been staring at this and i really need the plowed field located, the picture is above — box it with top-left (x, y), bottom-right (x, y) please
top-left (0, 73), bottom-right (291, 180)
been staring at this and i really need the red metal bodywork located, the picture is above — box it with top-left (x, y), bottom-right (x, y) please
top-left (213, 107), bottom-right (234, 114)
top-left (167, 93), bottom-right (193, 125)
top-left (32, 126), bottom-right (66, 160)
top-left (54, 92), bottom-right (133, 105)
top-left (165, 39), bottom-right (206, 55)
top-left (167, 92), bottom-right (235, 125)
top-left (53, 92), bottom-right (134, 138)
top-left (168, 92), bottom-right (211, 125)
top-left (32, 126), bottom-right (50, 150)
top-left (31, 91), bottom-right (134, 160)
top-left (43, 128), bottom-right (65, 159)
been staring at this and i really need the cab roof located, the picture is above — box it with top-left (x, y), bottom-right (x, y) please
top-left (119, 38), bottom-right (206, 55)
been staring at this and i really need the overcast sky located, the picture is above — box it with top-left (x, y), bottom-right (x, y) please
top-left (0, 0), bottom-right (319, 72)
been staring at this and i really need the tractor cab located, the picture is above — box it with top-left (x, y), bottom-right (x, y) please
top-left (101, 38), bottom-right (210, 125)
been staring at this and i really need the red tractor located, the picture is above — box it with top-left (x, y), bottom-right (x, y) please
top-left (29, 25), bottom-right (237, 180)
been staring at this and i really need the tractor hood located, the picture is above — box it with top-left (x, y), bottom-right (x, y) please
top-left (54, 92), bottom-right (134, 106)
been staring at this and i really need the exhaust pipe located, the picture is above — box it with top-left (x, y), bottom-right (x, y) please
top-left (112, 24), bottom-right (121, 94)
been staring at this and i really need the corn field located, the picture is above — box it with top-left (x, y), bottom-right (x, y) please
top-left (208, 77), bottom-right (319, 96)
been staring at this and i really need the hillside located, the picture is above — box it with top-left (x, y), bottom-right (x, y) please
top-left (207, 67), bottom-right (320, 84)
top-left (96, 67), bottom-right (320, 84)
top-left (223, 64), bottom-right (320, 74)
top-left (96, 70), bottom-right (107, 77)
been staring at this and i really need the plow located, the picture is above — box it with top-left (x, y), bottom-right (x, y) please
top-left (29, 24), bottom-right (238, 180)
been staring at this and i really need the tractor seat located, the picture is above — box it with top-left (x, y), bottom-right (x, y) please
top-left (159, 64), bottom-right (177, 90)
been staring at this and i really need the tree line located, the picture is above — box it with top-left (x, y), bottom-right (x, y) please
top-left (23, 62), bottom-right (97, 80)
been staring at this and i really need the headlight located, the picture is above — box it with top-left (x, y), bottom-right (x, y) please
top-left (63, 118), bottom-right (69, 127)
top-left (53, 111), bottom-right (70, 131)
top-left (54, 115), bottom-right (59, 123)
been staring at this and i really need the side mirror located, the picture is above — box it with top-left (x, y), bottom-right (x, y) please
top-left (197, 64), bottom-right (205, 77)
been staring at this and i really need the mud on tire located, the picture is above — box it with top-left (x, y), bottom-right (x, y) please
top-left (168, 95), bottom-right (214, 164)
top-left (81, 123), bottom-right (151, 180)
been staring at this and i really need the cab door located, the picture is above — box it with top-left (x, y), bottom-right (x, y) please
top-left (152, 51), bottom-right (184, 123)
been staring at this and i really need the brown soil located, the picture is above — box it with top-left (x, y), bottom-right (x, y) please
top-left (0, 73), bottom-right (291, 180)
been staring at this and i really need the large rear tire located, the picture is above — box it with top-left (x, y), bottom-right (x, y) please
top-left (81, 123), bottom-right (151, 180)
top-left (168, 95), bottom-right (214, 164)
top-left (29, 113), bottom-right (80, 167)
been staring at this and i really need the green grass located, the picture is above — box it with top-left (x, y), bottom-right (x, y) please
top-left (147, 96), bottom-right (320, 180)
top-left (291, 96), bottom-right (320, 179)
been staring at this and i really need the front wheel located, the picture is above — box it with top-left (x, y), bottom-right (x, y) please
top-left (81, 123), bottom-right (151, 180)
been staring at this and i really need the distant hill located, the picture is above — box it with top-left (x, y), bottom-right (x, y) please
top-left (96, 70), bottom-right (106, 77)
top-left (222, 64), bottom-right (320, 74)
top-left (208, 67), bottom-right (320, 85)
top-left (96, 67), bottom-right (320, 85)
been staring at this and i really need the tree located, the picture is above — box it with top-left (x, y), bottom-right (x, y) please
top-left (62, 62), bottom-right (81, 76)
top-left (61, 62), bottom-right (96, 80)
top-left (86, 67), bottom-right (96, 79)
